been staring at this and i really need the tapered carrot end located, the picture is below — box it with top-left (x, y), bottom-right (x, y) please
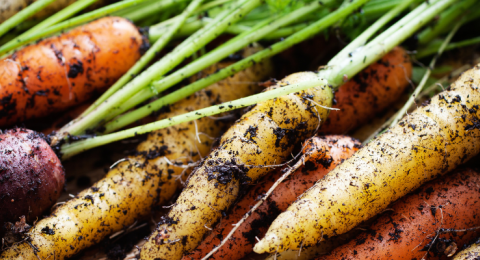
top-left (254, 234), bottom-right (280, 254)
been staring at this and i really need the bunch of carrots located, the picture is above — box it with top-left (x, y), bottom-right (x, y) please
top-left (1, 0), bottom-right (480, 260)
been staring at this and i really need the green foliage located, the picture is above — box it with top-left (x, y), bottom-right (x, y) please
top-left (340, 8), bottom-right (369, 41)
top-left (265, 0), bottom-right (313, 14)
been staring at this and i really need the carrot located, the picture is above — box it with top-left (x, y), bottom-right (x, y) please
top-left (316, 167), bottom-right (480, 260)
top-left (0, 16), bottom-right (145, 127)
top-left (319, 46), bottom-right (412, 134)
top-left (453, 238), bottom-right (480, 259)
top-left (254, 64), bottom-right (480, 253)
top-left (0, 46), bottom-right (272, 260)
top-left (135, 1), bottom-right (451, 258)
top-left (184, 135), bottom-right (360, 260)
top-left (139, 70), bottom-right (334, 260)
top-left (139, 47), bottom-right (409, 260)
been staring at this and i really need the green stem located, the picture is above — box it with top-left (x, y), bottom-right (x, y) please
top-left (102, 16), bottom-right (276, 121)
top-left (329, 0), bottom-right (417, 66)
top-left (363, 19), bottom-right (462, 144)
top-left (62, 0), bottom-right (456, 155)
top-left (119, 0), bottom-right (233, 23)
top-left (80, 0), bottom-right (204, 117)
top-left (117, 0), bottom-right (190, 22)
top-left (103, 1), bottom-right (327, 123)
top-left (146, 0), bottom-right (266, 43)
top-left (156, 19), bottom-right (318, 40)
top-left (9, 19), bottom-right (40, 33)
top-left (417, 0), bottom-right (476, 45)
top-left (147, 1), bottom-right (336, 42)
top-left (4, 0), bottom-right (98, 50)
top-left (61, 78), bottom-right (327, 159)
top-left (103, 0), bottom-right (369, 132)
top-left (389, 20), bottom-right (461, 127)
top-left (261, 23), bottom-right (309, 39)
top-left (0, 0), bottom-right (57, 38)
top-left (465, 3), bottom-right (480, 23)
top-left (416, 36), bottom-right (480, 58)
top-left (149, 17), bottom-right (250, 42)
top-left (196, 0), bottom-right (235, 11)
top-left (0, 0), bottom-right (153, 57)
top-left (418, 62), bottom-right (475, 100)
top-left (363, 0), bottom-right (404, 20)
top-left (55, 0), bottom-right (262, 141)
top-left (363, 0), bottom-right (436, 48)
top-left (60, 2), bottom-right (242, 129)
top-left (321, 0), bottom-right (456, 88)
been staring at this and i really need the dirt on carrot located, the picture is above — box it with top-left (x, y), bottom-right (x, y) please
top-left (254, 64), bottom-right (480, 254)
top-left (0, 46), bottom-right (272, 260)
top-left (452, 237), bottom-right (480, 260)
top-left (140, 70), bottom-right (333, 260)
top-left (319, 46), bottom-right (412, 134)
top-left (317, 167), bottom-right (480, 260)
top-left (0, 16), bottom-right (146, 127)
top-left (184, 135), bottom-right (360, 260)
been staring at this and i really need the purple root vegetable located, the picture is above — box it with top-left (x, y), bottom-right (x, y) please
top-left (0, 128), bottom-right (64, 232)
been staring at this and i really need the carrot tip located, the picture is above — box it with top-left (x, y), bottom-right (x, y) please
top-left (254, 234), bottom-right (279, 254)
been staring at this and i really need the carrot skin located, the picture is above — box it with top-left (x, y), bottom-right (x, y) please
top-left (453, 239), bottom-right (480, 259)
top-left (255, 63), bottom-right (480, 254)
top-left (141, 47), bottom-right (412, 259)
top-left (0, 16), bottom-right (145, 126)
top-left (184, 135), bottom-right (360, 260)
top-left (318, 168), bottom-right (480, 260)
top-left (140, 71), bottom-right (334, 260)
top-left (320, 46), bottom-right (412, 134)
top-left (0, 47), bottom-right (272, 260)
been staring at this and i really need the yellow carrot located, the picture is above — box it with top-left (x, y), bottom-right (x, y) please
top-left (0, 45), bottom-right (272, 260)
top-left (254, 64), bottom-right (480, 253)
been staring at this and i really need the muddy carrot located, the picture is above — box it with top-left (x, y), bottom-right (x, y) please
top-left (317, 167), bottom-right (480, 260)
top-left (139, 1), bottom-right (452, 258)
top-left (452, 238), bottom-right (480, 259)
top-left (0, 16), bottom-right (145, 126)
top-left (184, 135), bottom-right (360, 260)
top-left (0, 47), bottom-right (272, 260)
top-left (255, 58), bottom-right (480, 255)
top-left (319, 46), bottom-right (412, 134)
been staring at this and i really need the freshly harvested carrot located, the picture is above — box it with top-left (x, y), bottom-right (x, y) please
top-left (254, 65), bottom-right (480, 253)
top-left (139, 0), bottom-right (451, 257)
top-left (139, 48), bottom-right (412, 260)
top-left (453, 238), bottom-right (480, 259)
top-left (0, 16), bottom-right (145, 127)
top-left (139, 48), bottom-right (413, 260)
top-left (319, 46), bottom-right (412, 134)
top-left (317, 167), bottom-right (480, 260)
top-left (184, 135), bottom-right (360, 260)
top-left (0, 46), bottom-right (272, 260)
top-left (140, 70), bottom-right (334, 260)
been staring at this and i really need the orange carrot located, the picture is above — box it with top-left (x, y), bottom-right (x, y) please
top-left (184, 135), bottom-right (361, 260)
top-left (319, 46), bottom-right (412, 134)
top-left (0, 16), bottom-right (146, 127)
top-left (317, 168), bottom-right (480, 260)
